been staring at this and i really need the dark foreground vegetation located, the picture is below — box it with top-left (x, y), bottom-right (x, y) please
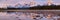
top-left (29, 5), bottom-right (60, 10)
top-left (0, 4), bottom-right (60, 10)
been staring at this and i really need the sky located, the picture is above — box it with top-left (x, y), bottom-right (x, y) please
top-left (0, 0), bottom-right (60, 8)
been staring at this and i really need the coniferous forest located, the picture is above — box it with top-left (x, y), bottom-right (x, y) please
top-left (0, 4), bottom-right (60, 10)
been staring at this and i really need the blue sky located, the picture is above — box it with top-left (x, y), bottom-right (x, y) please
top-left (0, 0), bottom-right (60, 7)
top-left (0, 0), bottom-right (60, 4)
top-left (0, 0), bottom-right (60, 5)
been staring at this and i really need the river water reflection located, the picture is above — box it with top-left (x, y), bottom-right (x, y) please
top-left (0, 11), bottom-right (60, 20)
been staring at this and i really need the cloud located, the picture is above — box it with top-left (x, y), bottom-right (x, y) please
top-left (0, 0), bottom-right (60, 7)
